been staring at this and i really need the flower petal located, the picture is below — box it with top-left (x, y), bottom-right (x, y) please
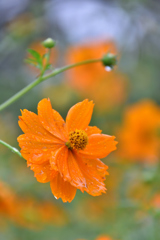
top-left (85, 126), bottom-right (102, 136)
top-left (66, 99), bottom-right (94, 132)
top-left (51, 146), bottom-right (70, 181)
top-left (21, 150), bottom-right (57, 165)
top-left (38, 98), bottom-right (67, 141)
top-left (65, 150), bottom-right (86, 189)
top-left (18, 133), bottom-right (64, 148)
top-left (79, 134), bottom-right (117, 159)
top-left (81, 157), bottom-right (109, 177)
top-left (51, 146), bottom-right (86, 189)
top-left (50, 173), bottom-right (77, 202)
top-left (18, 109), bottom-right (54, 138)
top-left (75, 153), bottom-right (108, 196)
top-left (49, 146), bottom-right (67, 171)
top-left (18, 133), bottom-right (63, 164)
top-left (28, 161), bottom-right (57, 183)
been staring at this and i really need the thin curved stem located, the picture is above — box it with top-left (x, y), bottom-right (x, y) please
top-left (0, 140), bottom-right (22, 157)
top-left (41, 58), bottom-right (101, 82)
top-left (0, 58), bottom-right (101, 111)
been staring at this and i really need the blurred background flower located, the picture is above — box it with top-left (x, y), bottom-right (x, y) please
top-left (117, 100), bottom-right (160, 163)
top-left (0, 181), bottom-right (17, 225)
top-left (65, 41), bottom-right (128, 112)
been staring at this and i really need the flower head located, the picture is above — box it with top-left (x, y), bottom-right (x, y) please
top-left (117, 100), bottom-right (160, 163)
top-left (16, 198), bottom-right (67, 229)
top-left (17, 99), bottom-right (117, 202)
top-left (65, 41), bottom-right (128, 112)
top-left (76, 236), bottom-right (113, 240)
top-left (96, 236), bottom-right (113, 240)
top-left (0, 181), bottom-right (16, 218)
top-left (65, 41), bottom-right (117, 91)
top-left (151, 193), bottom-right (160, 210)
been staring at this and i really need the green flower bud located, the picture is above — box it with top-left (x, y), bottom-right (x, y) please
top-left (102, 53), bottom-right (117, 69)
top-left (42, 38), bottom-right (56, 48)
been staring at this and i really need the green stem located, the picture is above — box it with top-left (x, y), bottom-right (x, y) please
top-left (0, 58), bottom-right (101, 111)
top-left (45, 48), bottom-right (51, 67)
top-left (0, 140), bottom-right (22, 157)
top-left (41, 58), bottom-right (101, 82)
top-left (41, 48), bottom-right (51, 75)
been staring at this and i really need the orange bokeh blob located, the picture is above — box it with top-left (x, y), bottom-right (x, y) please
top-left (117, 100), bottom-right (160, 163)
top-left (0, 181), bottom-right (17, 220)
top-left (65, 41), bottom-right (128, 112)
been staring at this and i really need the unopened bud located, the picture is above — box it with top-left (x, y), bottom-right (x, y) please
top-left (42, 38), bottom-right (56, 48)
top-left (102, 53), bottom-right (117, 69)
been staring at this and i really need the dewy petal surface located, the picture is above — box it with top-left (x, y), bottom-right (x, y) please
top-left (85, 126), bottom-right (102, 136)
top-left (79, 134), bottom-right (117, 159)
top-left (38, 98), bottom-right (67, 141)
top-left (53, 146), bottom-right (71, 181)
top-left (28, 161), bottom-right (57, 183)
top-left (75, 153), bottom-right (108, 196)
top-left (18, 109), bottom-right (54, 138)
top-left (50, 173), bottom-right (77, 203)
top-left (67, 151), bottom-right (86, 189)
top-left (49, 146), bottom-right (67, 171)
top-left (51, 144), bottom-right (87, 190)
top-left (18, 133), bottom-right (63, 164)
top-left (66, 99), bottom-right (94, 132)
top-left (18, 133), bottom-right (64, 148)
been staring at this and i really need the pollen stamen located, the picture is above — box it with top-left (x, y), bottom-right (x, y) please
top-left (66, 129), bottom-right (88, 150)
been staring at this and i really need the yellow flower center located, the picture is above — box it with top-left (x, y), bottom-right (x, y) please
top-left (66, 129), bottom-right (88, 150)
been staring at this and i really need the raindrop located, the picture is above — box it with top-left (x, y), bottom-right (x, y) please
top-left (105, 66), bottom-right (112, 72)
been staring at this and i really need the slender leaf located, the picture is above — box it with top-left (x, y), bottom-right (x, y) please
top-left (27, 49), bottom-right (41, 60)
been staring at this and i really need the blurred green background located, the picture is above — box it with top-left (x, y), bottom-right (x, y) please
top-left (0, 0), bottom-right (160, 239)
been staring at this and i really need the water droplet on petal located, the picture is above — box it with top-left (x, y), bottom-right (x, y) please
top-left (105, 66), bottom-right (112, 72)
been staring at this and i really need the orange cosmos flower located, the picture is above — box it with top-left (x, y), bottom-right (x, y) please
top-left (151, 193), bottom-right (160, 210)
top-left (77, 236), bottom-right (113, 240)
top-left (0, 181), bottom-right (16, 219)
top-left (65, 41), bottom-right (128, 111)
top-left (16, 198), bottom-right (67, 229)
top-left (96, 236), bottom-right (113, 240)
top-left (17, 99), bottom-right (117, 202)
top-left (117, 100), bottom-right (160, 163)
top-left (66, 40), bottom-right (117, 91)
